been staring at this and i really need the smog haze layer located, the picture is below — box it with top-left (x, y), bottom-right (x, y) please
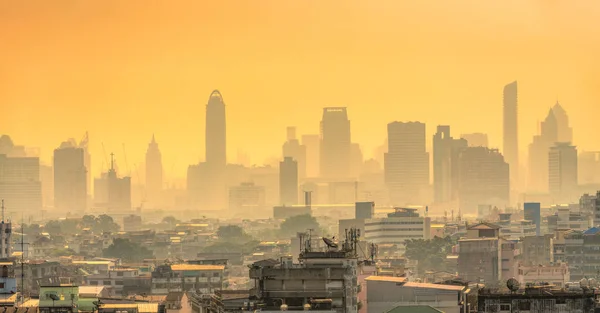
top-left (1, 0), bottom-right (599, 179)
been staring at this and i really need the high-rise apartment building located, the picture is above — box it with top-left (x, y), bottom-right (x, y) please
top-left (460, 133), bottom-right (489, 148)
top-left (145, 135), bottom-right (163, 207)
top-left (54, 141), bottom-right (87, 212)
top-left (549, 143), bottom-right (578, 202)
top-left (503, 81), bottom-right (519, 188)
top-left (384, 122), bottom-right (429, 205)
top-left (282, 127), bottom-right (306, 179)
top-left (0, 200), bottom-right (12, 259)
top-left (0, 154), bottom-right (42, 217)
top-left (279, 157), bottom-right (298, 205)
top-left (301, 134), bottom-right (320, 178)
top-left (458, 147), bottom-right (510, 213)
top-left (433, 126), bottom-right (467, 204)
top-left (320, 107), bottom-right (351, 179)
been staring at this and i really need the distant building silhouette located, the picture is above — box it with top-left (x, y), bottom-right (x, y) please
top-left (94, 153), bottom-right (131, 211)
top-left (503, 81), bottom-right (519, 188)
top-left (206, 90), bottom-right (226, 166)
top-left (301, 134), bottom-right (320, 178)
top-left (433, 126), bottom-right (467, 204)
top-left (0, 152), bottom-right (42, 218)
top-left (320, 107), bottom-right (351, 179)
top-left (549, 143), bottom-right (578, 202)
top-left (460, 133), bottom-right (489, 148)
top-left (579, 151), bottom-right (600, 186)
top-left (53, 140), bottom-right (87, 212)
top-left (552, 102), bottom-right (573, 143)
top-left (188, 90), bottom-right (228, 210)
top-left (228, 182), bottom-right (266, 214)
top-left (458, 147), bottom-right (510, 213)
top-left (528, 103), bottom-right (572, 193)
top-left (145, 134), bottom-right (163, 207)
top-left (282, 127), bottom-right (306, 179)
top-left (350, 143), bottom-right (363, 179)
top-left (384, 121), bottom-right (429, 205)
top-left (279, 157), bottom-right (298, 205)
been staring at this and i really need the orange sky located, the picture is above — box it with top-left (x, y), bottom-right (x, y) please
top-left (1, 1), bottom-right (599, 181)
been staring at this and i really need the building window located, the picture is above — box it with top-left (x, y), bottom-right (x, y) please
top-left (117, 272), bottom-right (124, 277)
top-left (103, 280), bottom-right (112, 285)
top-left (0, 283), bottom-right (5, 288)
top-left (499, 304), bottom-right (510, 311)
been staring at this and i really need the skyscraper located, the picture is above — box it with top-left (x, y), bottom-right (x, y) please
top-left (187, 90), bottom-right (228, 210)
top-left (458, 147), bottom-right (510, 213)
top-left (433, 126), bottom-right (467, 204)
top-left (145, 135), bottom-right (163, 207)
top-left (54, 140), bottom-right (87, 212)
top-left (301, 134), bottom-right (320, 178)
top-left (384, 121), bottom-right (429, 205)
top-left (279, 156), bottom-right (298, 205)
top-left (282, 127), bottom-right (306, 179)
top-left (552, 102), bottom-right (573, 143)
top-left (0, 154), bottom-right (42, 218)
top-left (528, 107), bottom-right (560, 192)
top-left (206, 90), bottom-right (226, 166)
top-left (549, 143), bottom-right (578, 202)
top-left (320, 107), bottom-right (351, 179)
top-left (503, 81), bottom-right (519, 187)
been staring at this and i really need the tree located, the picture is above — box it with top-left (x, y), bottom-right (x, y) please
top-left (103, 238), bottom-right (153, 262)
top-left (217, 225), bottom-right (247, 241)
top-left (162, 216), bottom-right (180, 228)
top-left (404, 236), bottom-right (455, 274)
top-left (95, 214), bottom-right (120, 233)
top-left (279, 214), bottom-right (320, 238)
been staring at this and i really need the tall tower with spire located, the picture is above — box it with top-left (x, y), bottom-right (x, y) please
top-left (503, 81), bottom-right (519, 190)
top-left (187, 90), bottom-right (228, 210)
top-left (145, 135), bottom-right (163, 207)
top-left (206, 90), bottom-right (226, 166)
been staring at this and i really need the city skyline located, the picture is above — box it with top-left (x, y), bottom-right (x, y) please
top-left (2, 1), bottom-right (600, 179)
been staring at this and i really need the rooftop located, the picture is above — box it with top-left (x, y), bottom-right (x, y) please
top-left (468, 222), bottom-right (501, 230)
top-left (365, 276), bottom-right (407, 283)
top-left (170, 264), bottom-right (225, 271)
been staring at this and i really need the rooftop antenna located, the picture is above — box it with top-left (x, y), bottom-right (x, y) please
top-left (110, 152), bottom-right (115, 172)
top-left (1, 199), bottom-right (4, 223)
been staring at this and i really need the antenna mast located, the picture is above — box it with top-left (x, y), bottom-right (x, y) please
top-left (1, 199), bottom-right (4, 222)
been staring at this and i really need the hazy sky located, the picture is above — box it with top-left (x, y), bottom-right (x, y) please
top-left (1, 1), bottom-right (599, 180)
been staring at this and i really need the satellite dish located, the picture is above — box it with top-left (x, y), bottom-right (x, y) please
top-left (580, 278), bottom-right (589, 287)
top-left (322, 237), bottom-right (338, 249)
top-left (589, 278), bottom-right (597, 288)
top-left (507, 278), bottom-right (520, 292)
top-left (49, 294), bottom-right (60, 301)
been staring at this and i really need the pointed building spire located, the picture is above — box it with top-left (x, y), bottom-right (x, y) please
top-left (151, 134), bottom-right (156, 144)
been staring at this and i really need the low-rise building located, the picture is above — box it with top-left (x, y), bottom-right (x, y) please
top-left (365, 276), bottom-right (467, 313)
top-left (517, 263), bottom-right (570, 288)
top-left (364, 208), bottom-right (430, 254)
top-left (151, 263), bottom-right (225, 295)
